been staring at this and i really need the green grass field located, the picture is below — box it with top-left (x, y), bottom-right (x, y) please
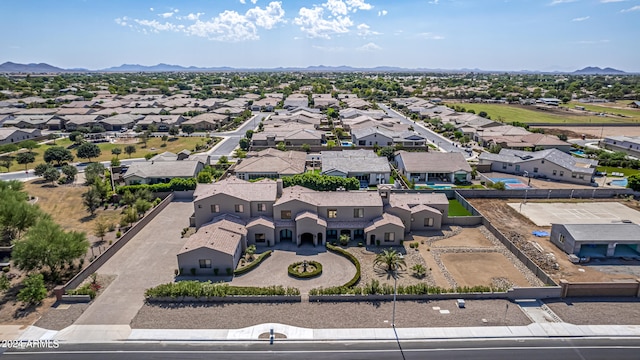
top-left (446, 102), bottom-right (640, 125)
top-left (448, 199), bottom-right (473, 217)
top-left (1, 136), bottom-right (211, 172)
top-left (596, 166), bottom-right (640, 177)
top-left (562, 101), bottom-right (640, 119)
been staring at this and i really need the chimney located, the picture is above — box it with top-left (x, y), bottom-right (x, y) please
top-left (276, 178), bottom-right (283, 198)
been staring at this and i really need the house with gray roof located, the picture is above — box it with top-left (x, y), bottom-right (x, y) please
top-left (394, 150), bottom-right (472, 184)
top-left (602, 135), bottom-right (640, 158)
top-left (0, 127), bottom-right (42, 145)
top-left (3, 115), bottom-right (60, 129)
top-left (99, 114), bottom-right (143, 131)
top-left (351, 126), bottom-right (426, 148)
top-left (550, 223), bottom-right (640, 258)
top-left (478, 148), bottom-right (598, 185)
top-left (233, 149), bottom-right (307, 180)
top-left (122, 159), bottom-right (204, 185)
top-left (321, 149), bottom-right (391, 187)
top-left (137, 115), bottom-right (185, 131)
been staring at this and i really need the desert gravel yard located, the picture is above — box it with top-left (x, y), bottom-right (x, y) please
top-left (544, 297), bottom-right (640, 325)
top-left (131, 299), bottom-right (531, 329)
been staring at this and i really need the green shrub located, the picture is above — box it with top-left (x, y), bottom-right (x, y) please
top-left (287, 261), bottom-right (323, 279)
top-left (376, 240), bottom-right (380, 246)
top-left (144, 281), bottom-right (300, 298)
top-left (326, 243), bottom-right (360, 288)
top-left (309, 280), bottom-right (508, 296)
top-left (190, 268), bottom-right (196, 276)
top-left (116, 178), bottom-right (197, 194)
top-left (213, 268), bottom-right (219, 275)
top-left (226, 268), bottom-right (232, 276)
top-left (234, 250), bottom-right (272, 275)
top-left (66, 283), bottom-right (97, 299)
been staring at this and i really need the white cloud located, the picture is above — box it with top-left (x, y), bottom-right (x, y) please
top-left (159, 12), bottom-right (175, 18)
top-left (357, 42), bottom-right (381, 51)
top-left (252, 0), bottom-right (258, 3)
top-left (294, 6), bottom-right (353, 39)
top-left (122, 1), bottom-right (285, 42)
top-left (572, 16), bottom-right (590, 21)
top-left (149, 8), bottom-right (154, 12)
top-left (378, 9), bottom-right (388, 16)
top-left (621, 5), bottom-right (640, 12)
top-left (429, 0), bottom-right (439, 4)
top-left (550, 0), bottom-right (577, 5)
top-left (312, 45), bottom-right (345, 52)
top-left (246, 1), bottom-right (286, 29)
top-left (115, 17), bottom-right (128, 26)
top-left (356, 23), bottom-right (380, 36)
top-left (324, 0), bottom-right (348, 15)
top-left (600, 0), bottom-right (626, 3)
top-left (294, 0), bottom-right (371, 38)
top-left (418, 32), bottom-right (444, 40)
top-left (346, 0), bottom-right (373, 11)
top-left (239, 0), bottom-right (246, 3)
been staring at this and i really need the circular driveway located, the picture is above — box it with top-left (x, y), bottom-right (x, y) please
top-left (230, 243), bottom-right (356, 293)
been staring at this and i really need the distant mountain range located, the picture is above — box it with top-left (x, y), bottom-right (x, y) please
top-left (0, 61), bottom-right (634, 75)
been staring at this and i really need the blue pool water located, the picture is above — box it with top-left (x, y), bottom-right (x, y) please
top-left (415, 184), bottom-right (453, 190)
top-left (341, 141), bottom-right (353, 147)
top-left (490, 178), bottom-right (522, 184)
top-left (571, 150), bottom-right (586, 157)
top-left (610, 178), bottom-right (628, 187)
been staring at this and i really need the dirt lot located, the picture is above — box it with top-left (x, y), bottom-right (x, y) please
top-left (441, 253), bottom-right (532, 288)
top-left (412, 226), bottom-right (541, 289)
top-left (132, 299), bottom-right (531, 329)
top-left (538, 126), bottom-right (640, 138)
top-left (469, 198), bottom-right (640, 283)
top-left (545, 297), bottom-right (640, 325)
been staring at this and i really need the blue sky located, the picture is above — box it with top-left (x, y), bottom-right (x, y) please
top-left (1, 0), bottom-right (639, 71)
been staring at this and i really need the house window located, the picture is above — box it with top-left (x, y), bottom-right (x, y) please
top-left (424, 218), bottom-right (434, 227)
top-left (384, 232), bottom-right (395, 242)
top-left (579, 174), bottom-right (584, 179)
top-left (541, 160), bottom-right (545, 164)
top-left (559, 171), bottom-right (564, 177)
top-left (211, 204), bottom-right (220, 213)
top-left (281, 210), bottom-right (292, 219)
top-left (255, 233), bottom-right (266, 243)
top-left (257, 203), bottom-right (266, 212)
top-left (199, 259), bottom-right (212, 268)
top-left (558, 234), bottom-right (565, 244)
top-left (502, 163), bottom-right (507, 170)
top-left (533, 167), bottom-right (538, 173)
top-left (572, 173), bottom-right (577, 178)
top-left (553, 170), bottom-right (557, 175)
top-left (328, 209), bottom-right (337, 218)
top-left (235, 204), bottom-right (244, 213)
top-left (354, 208), bottom-right (364, 218)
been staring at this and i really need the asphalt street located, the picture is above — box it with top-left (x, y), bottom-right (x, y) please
top-left (207, 112), bottom-right (267, 162)
top-left (377, 102), bottom-right (474, 158)
top-left (3, 338), bottom-right (640, 360)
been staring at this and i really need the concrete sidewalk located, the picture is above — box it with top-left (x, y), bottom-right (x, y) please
top-left (7, 322), bottom-right (640, 344)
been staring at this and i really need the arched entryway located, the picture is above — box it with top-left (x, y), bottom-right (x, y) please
top-left (300, 232), bottom-right (315, 246)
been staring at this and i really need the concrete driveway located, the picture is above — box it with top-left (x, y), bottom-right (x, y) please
top-left (74, 201), bottom-right (192, 325)
top-left (230, 242), bottom-right (357, 294)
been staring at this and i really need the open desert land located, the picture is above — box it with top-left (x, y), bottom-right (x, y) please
top-left (470, 198), bottom-right (640, 283)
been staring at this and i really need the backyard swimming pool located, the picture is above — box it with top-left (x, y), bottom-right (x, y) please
top-left (414, 184), bottom-right (454, 190)
top-left (490, 178), bottom-right (530, 189)
top-left (610, 178), bottom-right (628, 187)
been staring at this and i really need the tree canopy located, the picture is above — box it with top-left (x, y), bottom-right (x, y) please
top-left (76, 142), bottom-right (101, 162)
top-left (282, 172), bottom-right (360, 191)
top-left (43, 146), bottom-right (74, 166)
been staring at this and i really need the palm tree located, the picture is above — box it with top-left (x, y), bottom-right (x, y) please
top-left (374, 249), bottom-right (406, 272)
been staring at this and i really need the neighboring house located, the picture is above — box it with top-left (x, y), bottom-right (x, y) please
top-left (394, 151), bottom-right (472, 184)
top-left (629, 101), bottom-right (640, 109)
top-left (478, 148), bottom-right (598, 185)
top-left (550, 223), bottom-right (640, 258)
top-left (99, 114), bottom-right (143, 131)
top-left (538, 98), bottom-right (561, 106)
top-left (283, 94), bottom-right (309, 109)
top-left (250, 98), bottom-right (277, 112)
top-left (137, 115), bottom-right (185, 131)
top-left (122, 160), bottom-right (204, 185)
top-left (251, 126), bottom-right (324, 148)
top-left (62, 115), bottom-right (104, 131)
top-left (181, 113), bottom-right (228, 131)
top-left (3, 115), bottom-right (59, 129)
top-left (191, 177), bottom-right (449, 249)
top-left (234, 149), bottom-right (307, 180)
top-left (321, 149), bottom-right (391, 187)
top-left (351, 126), bottom-right (426, 148)
top-left (602, 136), bottom-right (640, 158)
top-left (0, 127), bottom-right (42, 145)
